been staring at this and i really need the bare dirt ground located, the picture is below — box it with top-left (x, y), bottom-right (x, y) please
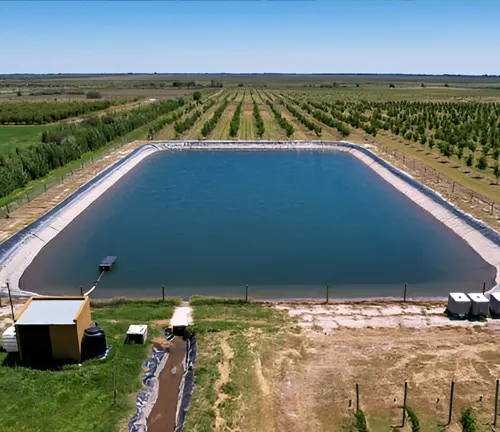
top-left (100, 88), bottom-right (195, 99)
top-left (261, 302), bottom-right (500, 432)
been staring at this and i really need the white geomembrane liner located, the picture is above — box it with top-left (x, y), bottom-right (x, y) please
top-left (1, 141), bottom-right (499, 298)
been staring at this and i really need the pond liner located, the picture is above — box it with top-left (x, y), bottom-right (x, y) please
top-left (174, 336), bottom-right (198, 432)
top-left (128, 347), bottom-right (169, 432)
top-left (2, 141), bottom-right (500, 297)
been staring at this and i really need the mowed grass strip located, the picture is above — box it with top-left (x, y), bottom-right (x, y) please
top-left (0, 298), bottom-right (180, 432)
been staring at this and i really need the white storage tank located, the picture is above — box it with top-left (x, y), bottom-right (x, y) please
top-left (1, 326), bottom-right (18, 352)
top-left (447, 293), bottom-right (471, 316)
top-left (467, 293), bottom-right (489, 318)
top-left (490, 292), bottom-right (500, 317)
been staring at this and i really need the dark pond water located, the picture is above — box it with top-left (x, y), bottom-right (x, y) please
top-left (21, 151), bottom-right (495, 299)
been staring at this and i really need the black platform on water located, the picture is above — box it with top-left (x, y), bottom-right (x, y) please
top-left (99, 256), bottom-right (117, 271)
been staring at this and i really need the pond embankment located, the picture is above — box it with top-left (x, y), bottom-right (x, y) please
top-left (1, 141), bottom-right (500, 298)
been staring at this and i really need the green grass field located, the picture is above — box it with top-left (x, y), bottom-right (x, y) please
top-left (0, 298), bottom-right (180, 432)
top-left (0, 125), bottom-right (54, 156)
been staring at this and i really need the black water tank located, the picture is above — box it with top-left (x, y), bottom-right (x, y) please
top-left (81, 327), bottom-right (107, 360)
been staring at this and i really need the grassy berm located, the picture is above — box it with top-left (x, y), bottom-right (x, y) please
top-left (0, 298), bottom-right (180, 432)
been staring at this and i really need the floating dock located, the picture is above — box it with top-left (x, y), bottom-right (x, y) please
top-left (99, 256), bottom-right (117, 271)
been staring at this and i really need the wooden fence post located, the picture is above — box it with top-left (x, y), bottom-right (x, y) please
top-left (162, 285), bottom-right (165, 301)
top-left (404, 283), bottom-right (407, 302)
top-left (483, 282), bottom-right (486, 294)
top-left (446, 381), bottom-right (455, 426)
top-left (80, 286), bottom-right (84, 296)
top-left (112, 371), bottom-right (117, 406)
top-left (494, 379), bottom-right (499, 426)
top-left (356, 383), bottom-right (360, 412)
top-left (245, 284), bottom-right (248, 302)
top-left (326, 283), bottom-right (330, 304)
top-left (402, 381), bottom-right (408, 427)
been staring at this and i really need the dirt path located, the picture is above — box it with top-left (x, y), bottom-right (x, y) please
top-left (0, 140), bottom-right (146, 243)
top-left (147, 337), bottom-right (186, 432)
top-left (213, 330), bottom-right (234, 431)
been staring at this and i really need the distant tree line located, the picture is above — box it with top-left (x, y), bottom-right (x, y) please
top-left (0, 98), bottom-right (184, 199)
top-left (0, 100), bottom-right (124, 124)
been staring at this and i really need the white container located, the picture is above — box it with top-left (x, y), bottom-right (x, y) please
top-left (1, 326), bottom-right (18, 352)
top-left (126, 324), bottom-right (148, 344)
top-left (447, 293), bottom-right (471, 316)
top-left (490, 292), bottom-right (500, 317)
top-left (467, 293), bottom-right (489, 317)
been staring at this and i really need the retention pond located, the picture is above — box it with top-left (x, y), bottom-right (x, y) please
top-left (20, 151), bottom-right (496, 299)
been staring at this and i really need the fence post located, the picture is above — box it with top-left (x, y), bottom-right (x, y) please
top-left (162, 285), bottom-right (165, 301)
top-left (245, 284), bottom-right (248, 302)
top-left (451, 181), bottom-right (455, 194)
top-left (404, 283), bottom-right (407, 302)
top-left (494, 379), bottom-right (499, 426)
top-left (356, 383), bottom-right (360, 412)
top-left (6, 282), bottom-right (15, 321)
top-left (44, 183), bottom-right (47, 192)
top-left (26, 192), bottom-right (30, 202)
top-left (4, 204), bottom-right (9, 216)
top-left (80, 286), bottom-right (84, 296)
top-left (112, 371), bottom-right (117, 406)
top-left (326, 283), bottom-right (330, 304)
top-left (491, 202), bottom-right (494, 215)
top-left (402, 381), bottom-right (408, 427)
top-left (446, 381), bottom-right (455, 426)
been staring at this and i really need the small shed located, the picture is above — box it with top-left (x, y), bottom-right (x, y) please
top-left (490, 292), bottom-right (500, 317)
top-left (15, 296), bottom-right (92, 363)
top-left (447, 293), bottom-right (471, 316)
top-left (467, 293), bottom-right (489, 318)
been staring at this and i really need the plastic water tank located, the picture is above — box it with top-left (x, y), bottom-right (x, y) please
top-left (1, 326), bottom-right (18, 352)
top-left (81, 327), bottom-right (106, 360)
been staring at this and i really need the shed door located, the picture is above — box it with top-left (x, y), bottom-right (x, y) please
top-left (18, 325), bottom-right (52, 364)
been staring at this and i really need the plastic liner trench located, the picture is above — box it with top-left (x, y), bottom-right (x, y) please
top-left (128, 334), bottom-right (197, 432)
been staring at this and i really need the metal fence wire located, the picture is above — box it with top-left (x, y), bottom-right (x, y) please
top-left (0, 138), bottom-right (129, 220)
top-left (379, 145), bottom-right (500, 218)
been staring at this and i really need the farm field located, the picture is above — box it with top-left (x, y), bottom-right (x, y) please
top-left (1, 75), bottom-right (500, 232)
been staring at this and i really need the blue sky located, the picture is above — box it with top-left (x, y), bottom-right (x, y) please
top-left (1, 0), bottom-right (499, 74)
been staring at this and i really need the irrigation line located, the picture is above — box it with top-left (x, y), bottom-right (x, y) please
top-left (84, 270), bottom-right (105, 296)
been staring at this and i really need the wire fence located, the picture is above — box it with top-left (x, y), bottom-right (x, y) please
top-left (379, 145), bottom-right (500, 218)
top-left (0, 138), bottom-right (130, 220)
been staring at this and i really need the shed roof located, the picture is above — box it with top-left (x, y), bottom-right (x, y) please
top-left (16, 299), bottom-right (85, 325)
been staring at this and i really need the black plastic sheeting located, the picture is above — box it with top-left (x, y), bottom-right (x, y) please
top-left (3, 140), bottom-right (500, 274)
top-left (128, 348), bottom-right (168, 432)
top-left (174, 336), bottom-right (198, 432)
top-left (0, 145), bottom-right (146, 269)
